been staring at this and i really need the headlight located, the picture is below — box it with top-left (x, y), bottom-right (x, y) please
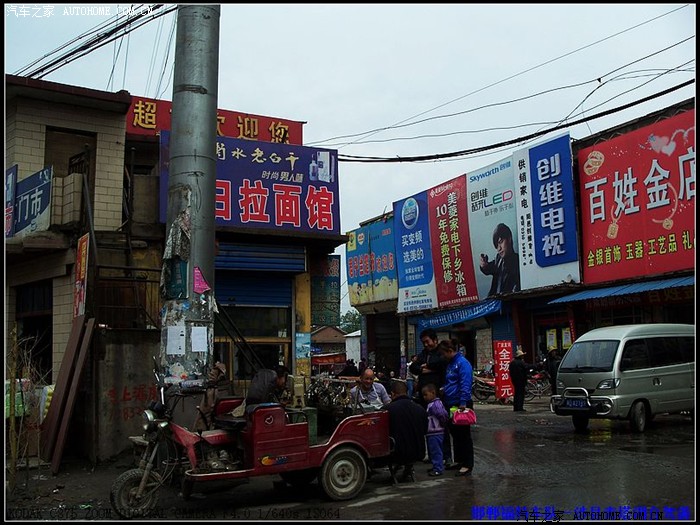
top-left (142, 409), bottom-right (157, 432)
top-left (597, 378), bottom-right (620, 390)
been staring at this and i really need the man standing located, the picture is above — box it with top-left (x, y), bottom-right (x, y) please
top-left (409, 328), bottom-right (447, 407)
top-left (545, 348), bottom-right (562, 395)
top-left (508, 348), bottom-right (528, 412)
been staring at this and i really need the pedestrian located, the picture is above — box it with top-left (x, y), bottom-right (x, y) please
top-left (409, 328), bottom-right (447, 407)
top-left (383, 380), bottom-right (428, 482)
top-left (422, 383), bottom-right (449, 477)
top-left (245, 365), bottom-right (290, 414)
top-left (338, 359), bottom-right (359, 377)
top-left (350, 368), bottom-right (391, 409)
top-left (437, 339), bottom-right (474, 476)
top-left (508, 347), bottom-right (528, 412)
top-left (545, 348), bottom-right (562, 395)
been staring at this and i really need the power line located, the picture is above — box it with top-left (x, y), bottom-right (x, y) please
top-left (310, 4), bottom-right (692, 149)
top-left (337, 80), bottom-right (694, 163)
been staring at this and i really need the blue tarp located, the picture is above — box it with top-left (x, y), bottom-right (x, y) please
top-left (548, 276), bottom-right (694, 304)
top-left (415, 299), bottom-right (502, 332)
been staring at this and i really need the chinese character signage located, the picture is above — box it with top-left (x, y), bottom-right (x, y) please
top-left (429, 175), bottom-right (479, 308)
top-left (512, 133), bottom-right (580, 289)
top-left (578, 110), bottom-right (695, 283)
top-left (393, 192), bottom-right (438, 313)
top-left (11, 166), bottom-right (53, 238)
top-left (493, 340), bottom-right (514, 400)
top-left (127, 95), bottom-right (304, 144)
top-left (159, 131), bottom-right (340, 236)
top-left (346, 218), bottom-right (398, 307)
top-left (311, 255), bottom-right (341, 326)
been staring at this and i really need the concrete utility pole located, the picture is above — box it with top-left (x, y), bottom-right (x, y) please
top-left (161, 5), bottom-right (220, 383)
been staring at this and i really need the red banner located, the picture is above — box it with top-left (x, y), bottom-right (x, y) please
top-left (126, 95), bottom-right (304, 145)
top-left (493, 340), bottom-right (514, 400)
top-left (578, 110), bottom-right (695, 284)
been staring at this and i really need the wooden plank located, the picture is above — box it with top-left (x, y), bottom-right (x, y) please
top-left (40, 315), bottom-right (85, 461)
top-left (51, 318), bottom-right (95, 474)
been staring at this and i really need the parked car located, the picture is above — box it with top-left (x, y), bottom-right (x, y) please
top-left (550, 323), bottom-right (695, 433)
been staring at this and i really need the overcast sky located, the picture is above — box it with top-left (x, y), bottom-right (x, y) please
top-left (5, 4), bottom-right (696, 312)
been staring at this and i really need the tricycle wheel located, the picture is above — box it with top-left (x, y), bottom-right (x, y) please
top-left (110, 468), bottom-right (162, 519)
top-left (320, 447), bottom-right (366, 501)
top-left (280, 468), bottom-right (319, 487)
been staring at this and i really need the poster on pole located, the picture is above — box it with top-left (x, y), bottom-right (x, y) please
top-left (73, 233), bottom-right (89, 319)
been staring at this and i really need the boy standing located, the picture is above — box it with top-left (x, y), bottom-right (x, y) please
top-left (422, 383), bottom-right (449, 477)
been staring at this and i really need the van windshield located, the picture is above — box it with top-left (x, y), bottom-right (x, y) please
top-left (559, 339), bottom-right (618, 372)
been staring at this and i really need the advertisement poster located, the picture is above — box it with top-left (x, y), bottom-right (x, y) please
top-left (578, 110), bottom-right (695, 283)
top-left (393, 192), bottom-right (438, 313)
top-left (346, 218), bottom-right (398, 307)
top-left (73, 233), bottom-right (89, 318)
top-left (513, 133), bottom-right (580, 288)
top-left (467, 158), bottom-right (520, 301)
top-left (493, 340), bottom-right (514, 400)
top-left (427, 174), bottom-right (479, 308)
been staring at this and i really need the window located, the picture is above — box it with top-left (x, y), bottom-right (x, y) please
top-left (620, 340), bottom-right (650, 371)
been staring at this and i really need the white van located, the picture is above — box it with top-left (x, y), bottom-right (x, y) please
top-left (550, 324), bottom-right (695, 432)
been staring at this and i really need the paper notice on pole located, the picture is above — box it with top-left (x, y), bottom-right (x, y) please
top-left (191, 326), bottom-right (208, 353)
top-left (167, 325), bottom-right (186, 355)
top-left (193, 266), bottom-right (211, 294)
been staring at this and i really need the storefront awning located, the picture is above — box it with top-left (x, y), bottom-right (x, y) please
top-left (415, 299), bottom-right (502, 332)
top-left (548, 276), bottom-right (694, 304)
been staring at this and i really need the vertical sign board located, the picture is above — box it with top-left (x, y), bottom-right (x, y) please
top-left (73, 233), bottom-right (90, 318)
top-left (513, 133), bottom-right (580, 288)
top-left (493, 340), bottom-right (514, 400)
top-left (427, 174), bottom-right (479, 307)
top-left (12, 166), bottom-right (53, 239)
top-left (159, 131), bottom-right (340, 237)
top-left (5, 164), bottom-right (17, 238)
top-left (311, 255), bottom-right (341, 326)
top-left (466, 158), bottom-right (520, 301)
top-left (578, 110), bottom-right (695, 283)
top-left (393, 192), bottom-right (438, 313)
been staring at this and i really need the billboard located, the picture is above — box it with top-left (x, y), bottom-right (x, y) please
top-left (159, 131), bottom-right (340, 236)
top-left (127, 95), bottom-right (304, 144)
top-left (346, 218), bottom-right (398, 307)
top-left (578, 111), bottom-right (695, 283)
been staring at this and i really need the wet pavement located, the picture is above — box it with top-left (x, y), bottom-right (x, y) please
top-left (5, 396), bottom-right (695, 521)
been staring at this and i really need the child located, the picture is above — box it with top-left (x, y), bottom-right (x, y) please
top-left (422, 383), bottom-right (449, 476)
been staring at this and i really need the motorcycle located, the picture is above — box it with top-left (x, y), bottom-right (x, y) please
top-left (472, 375), bottom-right (496, 401)
top-left (110, 368), bottom-right (244, 519)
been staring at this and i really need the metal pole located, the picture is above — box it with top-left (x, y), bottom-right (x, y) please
top-left (161, 4), bottom-right (220, 383)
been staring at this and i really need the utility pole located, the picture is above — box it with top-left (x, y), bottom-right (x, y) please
top-left (160, 5), bottom-right (220, 384)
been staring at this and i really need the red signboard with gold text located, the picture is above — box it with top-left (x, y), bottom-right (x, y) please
top-left (578, 110), bottom-right (695, 284)
top-left (127, 95), bottom-right (304, 144)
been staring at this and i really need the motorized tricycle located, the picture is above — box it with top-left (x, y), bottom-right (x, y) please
top-left (109, 368), bottom-right (391, 519)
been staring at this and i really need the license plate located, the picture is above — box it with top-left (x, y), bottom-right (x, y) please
top-left (564, 398), bottom-right (588, 409)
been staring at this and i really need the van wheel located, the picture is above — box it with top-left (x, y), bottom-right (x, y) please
top-left (572, 414), bottom-right (589, 433)
top-left (630, 401), bottom-right (647, 433)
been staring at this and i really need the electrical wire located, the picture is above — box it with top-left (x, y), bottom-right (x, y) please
top-left (336, 79), bottom-right (694, 163)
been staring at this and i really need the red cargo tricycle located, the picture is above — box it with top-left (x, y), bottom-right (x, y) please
top-left (109, 370), bottom-right (391, 519)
